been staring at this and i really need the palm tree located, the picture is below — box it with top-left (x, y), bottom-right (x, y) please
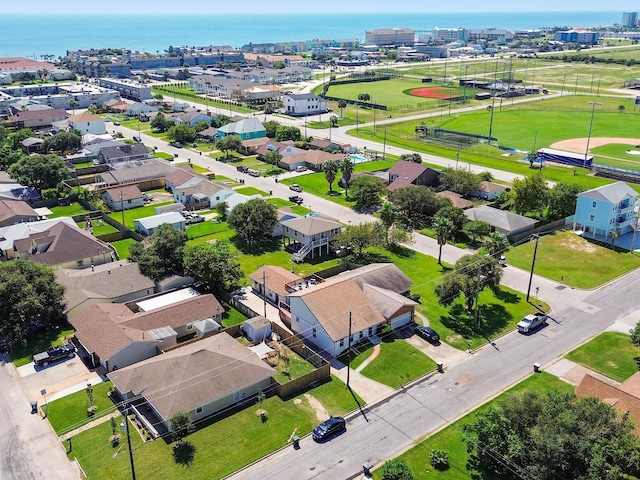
top-left (338, 99), bottom-right (347, 117)
top-left (330, 115), bottom-right (339, 127)
top-left (323, 160), bottom-right (340, 192)
top-left (69, 99), bottom-right (77, 115)
top-left (611, 230), bottom-right (619, 248)
top-left (340, 157), bottom-right (355, 199)
top-left (379, 202), bottom-right (396, 228)
top-left (433, 216), bottom-right (452, 265)
top-left (483, 232), bottom-right (509, 258)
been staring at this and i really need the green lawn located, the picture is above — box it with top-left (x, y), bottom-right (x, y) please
top-left (566, 332), bottom-right (639, 382)
top-left (77, 220), bottom-right (119, 236)
top-left (504, 230), bottom-right (640, 288)
top-left (234, 186), bottom-right (268, 197)
top-left (186, 221), bottom-right (228, 240)
top-left (272, 344), bottom-right (316, 384)
top-left (107, 202), bottom-right (174, 229)
top-left (153, 151), bottom-right (175, 160)
top-left (591, 143), bottom-right (640, 171)
top-left (372, 372), bottom-right (573, 480)
top-left (47, 382), bottom-right (115, 435)
top-left (110, 238), bottom-right (138, 260)
top-left (49, 202), bottom-right (92, 218)
top-left (10, 327), bottom-right (75, 367)
top-left (359, 337), bottom-right (437, 389)
top-left (219, 303), bottom-right (248, 328)
top-left (70, 375), bottom-right (360, 480)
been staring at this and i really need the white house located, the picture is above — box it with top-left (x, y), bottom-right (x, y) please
top-left (134, 212), bottom-right (186, 236)
top-left (102, 185), bottom-right (145, 211)
top-left (172, 178), bottom-right (235, 209)
top-left (283, 93), bottom-right (327, 116)
top-left (68, 112), bottom-right (107, 135)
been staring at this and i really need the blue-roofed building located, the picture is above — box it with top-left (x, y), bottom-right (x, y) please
top-left (217, 117), bottom-right (266, 140)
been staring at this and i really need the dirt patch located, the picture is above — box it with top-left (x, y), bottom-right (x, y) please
top-left (558, 234), bottom-right (598, 253)
top-left (408, 87), bottom-right (456, 99)
top-left (550, 137), bottom-right (640, 154)
top-left (303, 393), bottom-right (329, 422)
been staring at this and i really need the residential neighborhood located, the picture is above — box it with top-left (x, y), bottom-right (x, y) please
top-left (2, 7), bottom-right (640, 480)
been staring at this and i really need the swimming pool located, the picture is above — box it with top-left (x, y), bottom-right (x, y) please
top-left (350, 154), bottom-right (368, 164)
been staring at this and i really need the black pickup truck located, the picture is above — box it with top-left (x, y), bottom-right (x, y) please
top-left (33, 344), bottom-right (76, 367)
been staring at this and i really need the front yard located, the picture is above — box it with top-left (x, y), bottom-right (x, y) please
top-left (566, 332), bottom-right (639, 382)
top-left (69, 375), bottom-right (360, 480)
top-left (47, 381), bottom-right (114, 435)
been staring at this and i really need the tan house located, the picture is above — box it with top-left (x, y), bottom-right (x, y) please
top-left (280, 215), bottom-right (343, 263)
top-left (0, 200), bottom-right (39, 227)
top-left (102, 185), bottom-right (145, 211)
top-left (386, 160), bottom-right (439, 191)
top-left (250, 265), bottom-right (302, 306)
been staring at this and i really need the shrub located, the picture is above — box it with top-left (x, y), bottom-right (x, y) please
top-left (429, 449), bottom-right (449, 470)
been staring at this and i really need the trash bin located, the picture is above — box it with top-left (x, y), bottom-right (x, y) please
top-left (363, 462), bottom-right (373, 477)
top-left (292, 435), bottom-right (300, 449)
top-left (437, 361), bottom-right (444, 373)
top-left (30, 401), bottom-right (38, 414)
top-left (533, 362), bottom-right (541, 373)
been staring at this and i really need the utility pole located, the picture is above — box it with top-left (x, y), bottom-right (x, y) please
top-left (262, 270), bottom-right (268, 318)
top-left (346, 312), bottom-right (352, 389)
top-left (120, 190), bottom-right (125, 227)
top-left (382, 128), bottom-right (387, 160)
top-left (121, 400), bottom-right (137, 480)
top-left (526, 234), bottom-right (539, 302)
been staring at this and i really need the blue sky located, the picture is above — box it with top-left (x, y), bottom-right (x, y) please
top-left (5, 1), bottom-right (634, 14)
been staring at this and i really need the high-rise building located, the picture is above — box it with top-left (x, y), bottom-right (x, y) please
top-left (622, 12), bottom-right (638, 28)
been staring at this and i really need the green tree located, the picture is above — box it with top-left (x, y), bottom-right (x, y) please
top-left (433, 215), bottom-right (452, 265)
top-left (7, 128), bottom-right (36, 150)
top-left (512, 173), bottom-right (548, 217)
top-left (263, 150), bottom-right (282, 166)
top-left (340, 157), bottom-right (355, 199)
top-left (275, 125), bottom-right (302, 142)
top-left (227, 198), bottom-right (278, 245)
top-left (337, 99), bottom-right (347, 117)
top-left (399, 153), bottom-right (422, 163)
top-left (0, 147), bottom-right (24, 170)
top-left (262, 120), bottom-right (280, 138)
top-left (323, 159), bottom-right (340, 192)
top-left (170, 411), bottom-right (195, 442)
top-left (129, 223), bottom-right (187, 281)
top-left (630, 321), bottom-right (640, 347)
top-left (439, 168), bottom-right (482, 196)
top-left (216, 135), bottom-right (242, 158)
top-left (8, 153), bottom-right (70, 194)
top-left (42, 131), bottom-right (81, 154)
top-left (547, 182), bottom-right (583, 221)
top-left (350, 176), bottom-right (386, 210)
top-left (167, 124), bottom-right (197, 144)
top-left (435, 206), bottom-right (468, 241)
top-left (463, 390), bottom-right (640, 480)
top-left (193, 120), bottom-right (210, 132)
top-left (463, 220), bottom-right (491, 244)
top-left (380, 458), bottom-right (413, 480)
top-left (329, 115), bottom-right (339, 127)
top-left (483, 232), bottom-right (509, 258)
top-left (379, 202), bottom-right (396, 228)
top-left (68, 99), bottom-right (77, 114)
top-left (211, 114), bottom-right (232, 128)
top-left (214, 201), bottom-right (228, 222)
top-left (331, 221), bottom-right (385, 257)
top-left (172, 440), bottom-right (197, 467)
top-left (389, 186), bottom-right (450, 228)
top-left (0, 260), bottom-right (65, 346)
top-left (183, 241), bottom-right (243, 293)
top-left (357, 93), bottom-right (371, 102)
top-left (150, 112), bottom-right (172, 132)
top-left (435, 253), bottom-right (502, 313)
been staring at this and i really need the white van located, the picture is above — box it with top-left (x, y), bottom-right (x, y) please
top-left (247, 169), bottom-right (260, 177)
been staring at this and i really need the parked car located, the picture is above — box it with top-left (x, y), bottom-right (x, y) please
top-left (312, 416), bottom-right (346, 442)
top-left (247, 169), bottom-right (260, 177)
top-left (113, 121), bottom-right (120, 126)
top-left (517, 313), bottom-right (548, 333)
top-left (183, 214), bottom-right (205, 225)
top-left (27, 321), bottom-right (52, 334)
top-left (288, 195), bottom-right (304, 204)
top-left (236, 165), bottom-right (249, 173)
top-left (289, 184), bottom-right (303, 192)
top-left (295, 166), bottom-right (308, 172)
top-left (414, 325), bottom-right (440, 344)
top-left (33, 344), bottom-right (76, 367)
top-left (169, 142), bottom-right (183, 148)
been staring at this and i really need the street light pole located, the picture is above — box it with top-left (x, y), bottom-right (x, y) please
top-left (584, 101), bottom-right (602, 168)
top-left (121, 401), bottom-right (137, 480)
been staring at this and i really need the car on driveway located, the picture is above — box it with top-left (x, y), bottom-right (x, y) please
top-left (312, 416), bottom-right (346, 442)
top-left (33, 344), bottom-right (76, 367)
top-left (414, 325), bottom-right (440, 344)
top-left (289, 184), bottom-right (303, 192)
top-left (288, 195), bottom-right (303, 204)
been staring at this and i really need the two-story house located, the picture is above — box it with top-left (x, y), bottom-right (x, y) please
top-left (283, 93), bottom-right (327, 116)
top-left (573, 181), bottom-right (639, 240)
top-left (279, 214), bottom-right (343, 263)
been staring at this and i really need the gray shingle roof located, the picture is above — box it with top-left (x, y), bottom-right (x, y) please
top-left (464, 206), bottom-right (537, 233)
top-left (578, 181), bottom-right (638, 204)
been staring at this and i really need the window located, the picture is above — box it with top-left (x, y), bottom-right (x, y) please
top-left (359, 331), bottom-right (363, 338)
top-left (368, 327), bottom-right (373, 335)
top-left (590, 215), bottom-right (595, 222)
top-left (312, 327), bottom-right (316, 337)
top-left (592, 201), bottom-right (597, 208)
top-left (196, 406), bottom-right (203, 414)
top-left (187, 324), bottom-right (194, 330)
top-left (339, 338), bottom-right (344, 347)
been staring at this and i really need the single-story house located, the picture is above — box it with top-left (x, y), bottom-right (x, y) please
top-left (386, 160), bottom-right (439, 192)
top-left (102, 185), bottom-right (144, 211)
top-left (56, 262), bottom-right (155, 319)
top-left (436, 191), bottom-right (474, 209)
top-left (72, 293), bottom-right (224, 372)
top-left (285, 263), bottom-right (415, 357)
top-left (471, 181), bottom-right (509, 200)
top-left (97, 143), bottom-right (151, 164)
top-left (172, 178), bottom-right (235, 209)
top-left (21, 137), bottom-right (44, 155)
top-left (134, 212), bottom-right (186, 236)
top-left (577, 372), bottom-right (640, 428)
top-left (0, 217), bottom-right (115, 268)
top-left (239, 137), bottom-right (271, 155)
top-left (464, 205), bottom-right (537, 239)
top-left (11, 108), bottom-right (69, 128)
top-left (217, 117), bottom-right (266, 140)
top-left (198, 127), bottom-right (219, 142)
top-left (279, 150), bottom-right (345, 172)
top-left (108, 332), bottom-right (276, 432)
top-left (170, 112), bottom-right (213, 127)
top-left (223, 192), bottom-right (263, 214)
top-left (126, 102), bottom-right (158, 117)
top-left (0, 199), bottom-right (39, 227)
top-left (164, 168), bottom-right (207, 193)
top-left (308, 138), bottom-right (342, 151)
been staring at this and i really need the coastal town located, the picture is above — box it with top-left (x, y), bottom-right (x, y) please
top-left (2, 9), bottom-right (640, 480)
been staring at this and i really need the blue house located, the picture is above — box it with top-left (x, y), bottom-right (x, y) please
top-left (572, 182), bottom-right (638, 240)
top-left (217, 117), bottom-right (266, 140)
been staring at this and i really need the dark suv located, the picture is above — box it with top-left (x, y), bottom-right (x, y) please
top-left (33, 344), bottom-right (76, 367)
top-left (312, 416), bottom-right (346, 441)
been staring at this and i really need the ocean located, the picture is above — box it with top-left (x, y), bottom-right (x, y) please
top-left (1, 11), bottom-right (623, 59)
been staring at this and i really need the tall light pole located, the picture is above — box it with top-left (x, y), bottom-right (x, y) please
top-left (346, 312), bottom-right (352, 389)
top-left (526, 234), bottom-right (540, 303)
top-left (584, 101), bottom-right (602, 168)
top-left (487, 57), bottom-right (499, 144)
